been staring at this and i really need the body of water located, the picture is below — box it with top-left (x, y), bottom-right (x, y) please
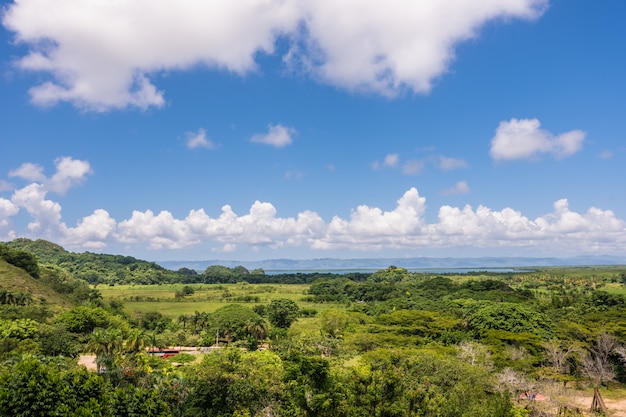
top-left (263, 268), bottom-right (533, 275)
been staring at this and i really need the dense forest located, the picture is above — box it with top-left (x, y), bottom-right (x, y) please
top-left (1, 239), bottom-right (626, 416)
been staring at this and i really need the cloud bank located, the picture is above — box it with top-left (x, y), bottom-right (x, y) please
top-left (2, 157), bottom-right (625, 257)
top-left (3, 0), bottom-right (547, 110)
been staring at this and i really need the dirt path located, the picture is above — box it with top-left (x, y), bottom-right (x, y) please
top-left (571, 393), bottom-right (626, 417)
top-left (78, 355), bottom-right (97, 371)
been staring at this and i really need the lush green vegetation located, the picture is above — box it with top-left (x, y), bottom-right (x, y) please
top-left (2, 240), bottom-right (626, 415)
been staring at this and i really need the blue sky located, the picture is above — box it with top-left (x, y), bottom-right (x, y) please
top-left (1, 0), bottom-right (625, 261)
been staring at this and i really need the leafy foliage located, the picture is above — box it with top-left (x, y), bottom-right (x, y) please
top-left (0, 243), bottom-right (40, 278)
top-left (204, 304), bottom-right (265, 343)
top-left (266, 298), bottom-right (300, 329)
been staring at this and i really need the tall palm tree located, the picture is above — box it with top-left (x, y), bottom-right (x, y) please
top-left (87, 328), bottom-right (123, 373)
top-left (178, 314), bottom-right (189, 330)
top-left (124, 328), bottom-right (146, 354)
top-left (246, 317), bottom-right (268, 343)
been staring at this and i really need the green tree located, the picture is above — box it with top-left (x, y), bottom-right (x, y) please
top-left (466, 302), bottom-right (554, 338)
top-left (0, 244), bottom-right (40, 278)
top-left (55, 306), bottom-right (114, 334)
top-left (38, 324), bottom-right (79, 357)
top-left (267, 299), bottom-right (299, 329)
top-left (246, 317), bottom-right (268, 349)
top-left (87, 328), bottom-right (124, 374)
top-left (0, 356), bottom-right (106, 416)
top-left (205, 305), bottom-right (262, 343)
top-left (183, 349), bottom-right (284, 417)
top-left (368, 265), bottom-right (408, 283)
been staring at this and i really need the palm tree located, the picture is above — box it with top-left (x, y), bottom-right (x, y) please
top-left (246, 317), bottom-right (268, 343)
top-left (178, 314), bottom-right (189, 330)
top-left (191, 311), bottom-right (204, 334)
top-left (124, 328), bottom-right (146, 354)
top-left (87, 328), bottom-right (123, 373)
top-left (4, 292), bottom-right (15, 306)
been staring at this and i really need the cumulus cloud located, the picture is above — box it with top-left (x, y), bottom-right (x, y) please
top-left (117, 202), bottom-right (326, 251)
top-left (2, 157), bottom-right (112, 248)
top-left (250, 124), bottom-right (295, 148)
top-left (3, 157), bottom-right (625, 256)
top-left (8, 162), bottom-right (45, 182)
top-left (186, 128), bottom-right (216, 150)
top-left (441, 181), bottom-right (470, 195)
top-left (3, 183), bottom-right (626, 255)
top-left (291, 0), bottom-right (546, 96)
top-left (9, 156), bottom-right (92, 195)
top-left (490, 118), bottom-right (586, 161)
top-left (0, 198), bottom-right (19, 240)
top-left (8, 182), bottom-right (116, 249)
top-left (3, 0), bottom-right (547, 110)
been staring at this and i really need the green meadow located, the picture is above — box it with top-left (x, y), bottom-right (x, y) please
top-left (97, 282), bottom-right (345, 318)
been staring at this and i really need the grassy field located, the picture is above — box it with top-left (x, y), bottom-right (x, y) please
top-left (0, 259), bottom-right (72, 310)
top-left (97, 282), bottom-right (344, 318)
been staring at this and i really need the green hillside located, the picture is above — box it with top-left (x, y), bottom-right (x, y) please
top-left (0, 258), bottom-right (72, 311)
top-left (6, 238), bottom-right (181, 285)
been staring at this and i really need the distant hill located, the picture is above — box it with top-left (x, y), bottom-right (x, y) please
top-left (6, 238), bottom-right (183, 285)
top-left (158, 255), bottom-right (626, 272)
top-left (7, 238), bottom-right (626, 282)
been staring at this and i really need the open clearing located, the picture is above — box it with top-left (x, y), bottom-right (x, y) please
top-left (97, 282), bottom-right (345, 319)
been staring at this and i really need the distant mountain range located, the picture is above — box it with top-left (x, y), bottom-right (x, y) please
top-left (158, 255), bottom-right (626, 272)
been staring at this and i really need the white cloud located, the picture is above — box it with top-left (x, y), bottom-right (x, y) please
top-left (0, 198), bottom-right (19, 241)
top-left (4, 157), bottom-right (625, 256)
top-left (3, 0), bottom-right (546, 110)
top-left (490, 118), bottom-right (586, 161)
top-left (47, 157), bottom-right (92, 194)
top-left (316, 188), bottom-right (427, 250)
top-left (117, 202), bottom-right (327, 250)
top-left (3, 157), bottom-right (111, 248)
top-left (8, 157), bottom-right (92, 195)
top-left (8, 182), bottom-right (115, 249)
top-left (375, 153), bottom-right (466, 174)
top-left (402, 160), bottom-right (424, 175)
top-left (437, 156), bottom-right (468, 171)
top-left (384, 154), bottom-right (399, 168)
top-left (63, 209), bottom-right (117, 249)
top-left (9, 162), bottom-right (45, 182)
top-left (250, 124), bottom-right (295, 148)
top-left (372, 153), bottom-right (399, 170)
top-left (0, 180), bottom-right (14, 192)
top-left (441, 181), bottom-right (470, 195)
top-left (186, 128), bottom-right (216, 150)
top-left (598, 150), bottom-right (613, 159)
top-left (293, 0), bottom-right (546, 96)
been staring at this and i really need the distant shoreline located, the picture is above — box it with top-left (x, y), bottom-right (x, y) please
top-left (261, 267), bottom-right (534, 275)
top-left (159, 255), bottom-right (626, 273)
